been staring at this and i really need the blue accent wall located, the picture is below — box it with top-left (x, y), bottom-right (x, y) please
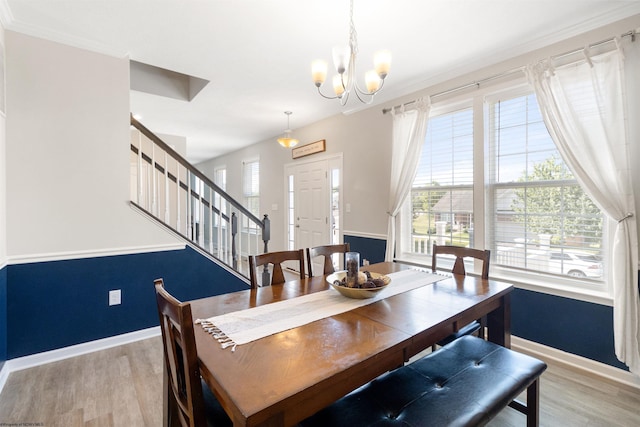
top-left (345, 235), bottom-right (387, 265)
top-left (0, 265), bottom-right (7, 370)
top-left (512, 288), bottom-right (626, 370)
top-left (6, 247), bottom-right (247, 359)
top-left (348, 235), bottom-right (627, 371)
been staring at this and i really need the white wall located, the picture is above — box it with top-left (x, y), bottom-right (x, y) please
top-left (198, 14), bottom-right (640, 254)
top-left (197, 110), bottom-right (392, 252)
top-left (5, 31), bottom-right (180, 260)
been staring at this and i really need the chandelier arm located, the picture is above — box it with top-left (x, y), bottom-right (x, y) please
top-left (316, 86), bottom-right (340, 100)
top-left (353, 88), bottom-right (376, 104)
top-left (353, 77), bottom-right (386, 98)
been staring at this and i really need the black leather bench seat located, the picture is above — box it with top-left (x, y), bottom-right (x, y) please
top-left (301, 335), bottom-right (547, 427)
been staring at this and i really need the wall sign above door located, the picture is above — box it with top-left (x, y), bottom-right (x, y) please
top-left (292, 139), bottom-right (326, 159)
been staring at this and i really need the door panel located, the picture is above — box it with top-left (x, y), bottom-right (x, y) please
top-left (287, 160), bottom-right (330, 273)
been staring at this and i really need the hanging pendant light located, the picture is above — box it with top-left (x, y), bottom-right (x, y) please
top-left (311, 0), bottom-right (391, 105)
top-left (277, 111), bottom-right (299, 148)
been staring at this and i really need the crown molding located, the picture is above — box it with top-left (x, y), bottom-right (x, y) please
top-left (0, 0), bottom-right (128, 58)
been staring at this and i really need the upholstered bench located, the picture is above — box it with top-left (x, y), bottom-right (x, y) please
top-left (301, 335), bottom-right (547, 427)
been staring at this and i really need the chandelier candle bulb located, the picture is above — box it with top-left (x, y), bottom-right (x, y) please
top-left (365, 70), bottom-right (381, 93)
top-left (312, 60), bottom-right (328, 86)
top-left (332, 46), bottom-right (351, 74)
top-left (374, 50), bottom-right (392, 78)
top-left (333, 75), bottom-right (346, 97)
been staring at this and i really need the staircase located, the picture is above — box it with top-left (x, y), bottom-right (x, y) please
top-left (129, 115), bottom-right (270, 279)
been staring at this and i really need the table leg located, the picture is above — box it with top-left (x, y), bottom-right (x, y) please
top-left (486, 293), bottom-right (511, 348)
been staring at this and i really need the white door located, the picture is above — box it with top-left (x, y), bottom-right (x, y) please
top-left (286, 159), bottom-right (331, 273)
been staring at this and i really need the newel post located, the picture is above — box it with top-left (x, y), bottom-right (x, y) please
top-left (231, 212), bottom-right (238, 270)
top-left (262, 214), bottom-right (270, 253)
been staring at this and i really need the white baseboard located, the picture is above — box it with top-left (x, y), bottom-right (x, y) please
top-left (512, 336), bottom-right (640, 391)
top-left (0, 326), bottom-right (161, 393)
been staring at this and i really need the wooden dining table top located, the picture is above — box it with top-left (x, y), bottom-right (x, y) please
top-left (187, 261), bottom-right (513, 427)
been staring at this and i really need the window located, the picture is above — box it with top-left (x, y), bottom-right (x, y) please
top-left (331, 168), bottom-right (341, 245)
top-left (243, 159), bottom-right (259, 231)
top-left (486, 91), bottom-right (604, 282)
top-left (215, 167), bottom-right (227, 191)
top-left (287, 174), bottom-right (295, 250)
top-left (399, 86), bottom-right (607, 292)
top-left (410, 106), bottom-right (474, 256)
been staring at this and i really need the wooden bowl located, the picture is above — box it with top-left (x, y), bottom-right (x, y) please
top-left (326, 271), bottom-right (391, 299)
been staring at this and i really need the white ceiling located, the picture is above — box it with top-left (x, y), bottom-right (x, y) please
top-left (3, 0), bottom-right (640, 163)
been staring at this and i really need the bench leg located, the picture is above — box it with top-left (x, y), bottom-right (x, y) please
top-left (527, 378), bottom-right (540, 427)
top-left (507, 378), bottom-right (540, 427)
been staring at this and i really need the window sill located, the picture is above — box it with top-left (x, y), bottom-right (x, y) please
top-left (394, 253), bottom-right (613, 307)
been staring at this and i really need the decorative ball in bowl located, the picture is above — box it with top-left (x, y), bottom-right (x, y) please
top-left (326, 270), bottom-right (392, 299)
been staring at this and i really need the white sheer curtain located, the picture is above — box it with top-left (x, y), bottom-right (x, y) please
top-left (526, 41), bottom-right (640, 373)
top-left (385, 99), bottom-right (430, 262)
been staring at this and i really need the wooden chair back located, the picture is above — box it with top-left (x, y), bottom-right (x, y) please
top-left (306, 243), bottom-right (351, 277)
top-left (431, 244), bottom-right (491, 279)
top-left (154, 278), bottom-right (206, 427)
top-left (248, 249), bottom-right (306, 288)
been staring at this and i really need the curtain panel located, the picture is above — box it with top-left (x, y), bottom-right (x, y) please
top-left (526, 40), bottom-right (640, 373)
top-left (385, 99), bottom-right (430, 262)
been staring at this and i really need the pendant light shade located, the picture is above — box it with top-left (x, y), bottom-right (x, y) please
top-left (277, 111), bottom-right (299, 148)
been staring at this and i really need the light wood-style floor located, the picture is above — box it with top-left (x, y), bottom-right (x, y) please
top-left (0, 336), bottom-right (639, 426)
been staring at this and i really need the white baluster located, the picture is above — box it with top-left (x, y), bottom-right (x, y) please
top-left (187, 171), bottom-right (193, 241)
top-left (136, 130), bottom-right (143, 205)
top-left (176, 162), bottom-right (181, 234)
top-left (151, 142), bottom-right (157, 216)
top-left (209, 187), bottom-right (214, 253)
top-left (164, 151), bottom-right (170, 224)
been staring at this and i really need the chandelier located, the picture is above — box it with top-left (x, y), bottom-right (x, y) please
top-left (311, 0), bottom-right (391, 105)
top-left (277, 111), bottom-right (299, 148)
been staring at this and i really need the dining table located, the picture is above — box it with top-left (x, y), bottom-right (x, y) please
top-left (165, 261), bottom-right (513, 427)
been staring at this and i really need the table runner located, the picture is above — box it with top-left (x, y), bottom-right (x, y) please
top-left (196, 269), bottom-right (444, 351)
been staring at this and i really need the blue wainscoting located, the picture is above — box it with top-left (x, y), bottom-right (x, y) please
top-left (344, 235), bottom-right (387, 265)
top-left (0, 265), bottom-right (7, 370)
top-left (345, 234), bottom-right (627, 370)
top-left (512, 288), bottom-right (626, 370)
top-left (6, 247), bottom-right (247, 359)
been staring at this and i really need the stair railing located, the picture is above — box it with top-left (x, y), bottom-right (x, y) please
top-left (129, 115), bottom-right (270, 278)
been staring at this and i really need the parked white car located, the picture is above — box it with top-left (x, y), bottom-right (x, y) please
top-left (549, 251), bottom-right (603, 278)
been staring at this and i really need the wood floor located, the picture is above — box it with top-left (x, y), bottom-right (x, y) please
top-left (0, 336), bottom-right (639, 426)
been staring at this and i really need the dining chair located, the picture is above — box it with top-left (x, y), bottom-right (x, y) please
top-left (248, 249), bottom-right (306, 288)
top-left (154, 279), bottom-right (232, 427)
top-left (306, 243), bottom-right (351, 277)
top-left (431, 243), bottom-right (491, 350)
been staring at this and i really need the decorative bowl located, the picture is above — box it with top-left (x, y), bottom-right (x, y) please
top-left (326, 270), bottom-right (391, 299)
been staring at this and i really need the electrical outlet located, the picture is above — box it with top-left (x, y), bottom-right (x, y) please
top-left (109, 289), bottom-right (121, 306)
top-left (362, 259), bottom-right (370, 265)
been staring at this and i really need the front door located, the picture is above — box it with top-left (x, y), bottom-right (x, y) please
top-left (286, 155), bottom-right (343, 275)
top-left (295, 159), bottom-right (329, 252)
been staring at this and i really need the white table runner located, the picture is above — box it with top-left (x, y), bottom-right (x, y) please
top-left (196, 269), bottom-right (444, 351)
